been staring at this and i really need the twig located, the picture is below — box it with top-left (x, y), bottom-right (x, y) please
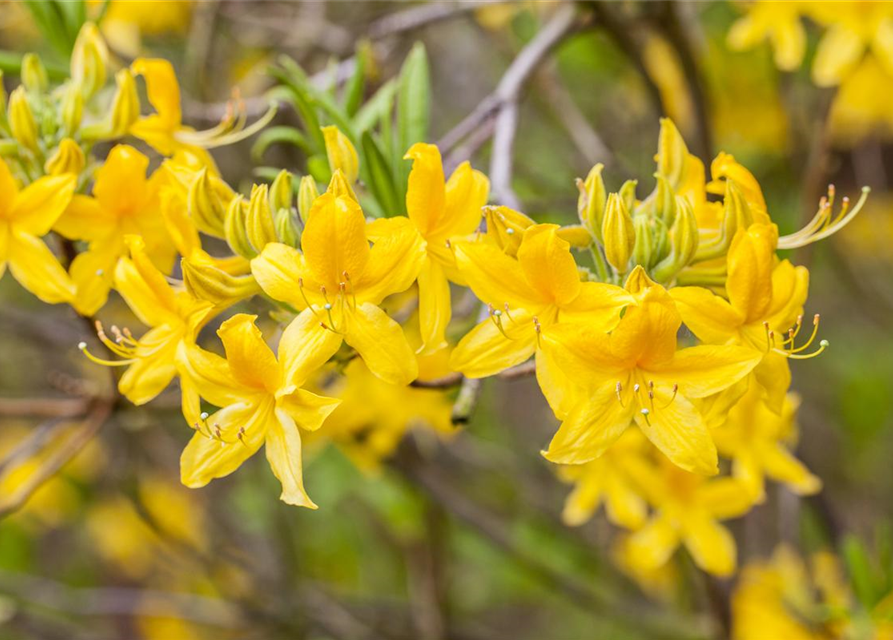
top-left (0, 396), bottom-right (90, 418)
top-left (368, 0), bottom-right (513, 40)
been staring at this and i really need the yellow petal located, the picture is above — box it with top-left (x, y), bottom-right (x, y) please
top-left (633, 388), bottom-right (718, 475)
top-left (434, 160), bottom-right (489, 239)
top-left (322, 126), bottom-right (359, 184)
top-left (356, 216), bottom-right (426, 305)
top-left (538, 321), bottom-right (626, 392)
top-left (604, 473), bottom-right (649, 530)
top-left (610, 288), bottom-right (681, 369)
top-left (726, 224), bottom-right (776, 323)
top-left (697, 478), bottom-right (756, 519)
top-left (643, 344), bottom-right (761, 399)
top-left (763, 261), bottom-right (809, 331)
top-left (278, 308), bottom-right (343, 387)
top-left (0, 224), bottom-right (8, 277)
top-left (753, 351), bottom-right (791, 415)
top-left (404, 143), bottom-right (445, 238)
top-left (0, 157), bottom-right (19, 212)
top-left (114, 236), bottom-right (179, 327)
top-left (543, 385), bottom-right (636, 465)
top-left (131, 58), bottom-right (182, 127)
top-left (217, 314), bottom-right (281, 392)
top-left (251, 242), bottom-right (318, 310)
top-left (416, 257), bottom-right (451, 354)
top-left (180, 401), bottom-right (268, 488)
top-left (118, 328), bottom-right (179, 404)
top-left (559, 281), bottom-right (634, 329)
top-left (450, 310), bottom-right (538, 379)
top-left (623, 514), bottom-right (680, 571)
top-left (812, 24), bottom-right (866, 86)
top-left (277, 388), bottom-right (340, 432)
top-left (7, 231), bottom-right (75, 304)
top-left (265, 410), bottom-right (317, 508)
top-left (302, 193), bottom-right (369, 290)
top-left (517, 224), bottom-right (581, 306)
top-left (682, 514), bottom-right (737, 576)
top-left (10, 174), bottom-right (76, 236)
top-left (761, 444), bottom-right (821, 495)
top-left (92, 144), bottom-right (150, 214)
top-left (452, 238), bottom-right (545, 311)
top-left (68, 240), bottom-right (121, 315)
top-left (535, 344), bottom-right (589, 421)
top-left (344, 302), bottom-right (418, 385)
top-left (54, 194), bottom-right (116, 242)
top-left (770, 19), bottom-right (807, 71)
top-left (176, 342), bottom-right (245, 409)
top-left (670, 286), bottom-right (742, 343)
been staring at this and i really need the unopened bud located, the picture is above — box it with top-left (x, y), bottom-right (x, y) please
top-left (224, 196), bottom-right (257, 259)
top-left (577, 163), bottom-right (606, 241)
top-left (246, 184), bottom-right (278, 252)
top-left (326, 168), bottom-right (358, 202)
top-left (61, 83), bottom-right (84, 136)
top-left (275, 207), bottom-right (300, 248)
top-left (108, 69), bottom-right (139, 137)
top-left (0, 71), bottom-right (7, 122)
top-left (322, 125), bottom-right (359, 184)
top-left (653, 196), bottom-right (699, 283)
top-left (9, 87), bottom-right (39, 153)
top-left (602, 193), bottom-right (635, 274)
top-left (21, 53), bottom-right (48, 93)
top-left (652, 175), bottom-right (677, 227)
top-left (71, 22), bottom-right (108, 99)
top-left (182, 258), bottom-right (260, 306)
top-left (187, 167), bottom-right (229, 238)
top-left (269, 169), bottom-right (294, 213)
top-left (45, 138), bottom-right (85, 176)
top-left (619, 179), bottom-right (638, 215)
top-left (298, 175), bottom-right (319, 225)
top-left (632, 215), bottom-right (655, 271)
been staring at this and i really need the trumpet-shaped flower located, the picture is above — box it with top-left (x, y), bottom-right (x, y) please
top-left (671, 223), bottom-right (811, 412)
top-left (79, 236), bottom-right (215, 408)
top-left (726, 1), bottom-right (809, 71)
top-left (450, 223), bottom-right (633, 382)
top-left (178, 314), bottom-right (340, 508)
top-left (808, 2), bottom-right (893, 87)
top-left (393, 143), bottom-right (489, 353)
top-left (0, 157), bottom-right (77, 304)
top-left (619, 458), bottom-right (754, 576)
top-left (55, 145), bottom-right (175, 315)
top-left (251, 191), bottom-right (426, 385)
top-left (539, 267), bottom-right (761, 475)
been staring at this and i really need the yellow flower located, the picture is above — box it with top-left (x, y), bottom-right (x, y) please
top-left (449, 223), bottom-right (633, 380)
top-left (178, 314), bottom-right (341, 508)
top-left (538, 267), bottom-right (760, 475)
top-left (727, 1), bottom-right (809, 71)
top-left (709, 384), bottom-right (821, 501)
top-left (393, 143), bottom-right (489, 353)
top-left (620, 458), bottom-right (754, 576)
top-left (97, 0), bottom-right (193, 59)
top-left (79, 235), bottom-right (215, 408)
top-left (0, 156), bottom-right (77, 304)
top-left (250, 190), bottom-right (426, 385)
top-left (671, 223), bottom-right (811, 412)
top-left (828, 54), bottom-right (893, 142)
top-left (808, 1), bottom-right (893, 87)
top-left (556, 428), bottom-right (650, 530)
top-left (55, 145), bottom-right (176, 315)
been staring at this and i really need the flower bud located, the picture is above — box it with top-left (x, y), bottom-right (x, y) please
top-left (108, 69), bottom-right (140, 138)
top-left (652, 175), bottom-right (677, 227)
top-left (275, 207), bottom-right (300, 248)
top-left (326, 168), bottom-right (358, 202)
top-left (45, 138), bottom-right (85, 176)
top-left (483, 205), bottom-right (535, 257)
top-left (61, 83), bottom-right (84, 136)
top-left (632, 215), bottom-right (653, 271)
top-left (21, 53), bottom-right (48, 93)
top-left (0, 71), bottom-right (7, 121)
top-left (224, 196), bottom-right (257, 259)
top-left (9, 87), bottom-right (39, 153)
top-left (187, 167), bottom-right (229, 238)
top-left (269, 169), bottom-right (294, 213)
top-left (602, 193), bottom-right (635, 274)
top-left (577, 163), bottom-right (606, 240)
top-left (619, 179), bottom-right (638, 214)
top-left (322, 125), bottom-right (359, 184)
top-left (182, 257), bottom-right (259, 306)
top-left (71, 22), bottom-right (108, 99)
top-left (671, 196), bottom-right (699, 269)
top-left (298, 175), bottom-right (319, 226)
top-left (246, 184), bottom-right (278, 252)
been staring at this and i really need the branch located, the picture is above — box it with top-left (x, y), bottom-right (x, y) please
top-left (0, 396), bottom-right (90, 418)
top-left (409, 357), bottom-right (536, 390)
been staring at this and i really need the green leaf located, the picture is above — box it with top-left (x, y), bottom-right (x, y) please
top-left (342, 45), bottom-right (367, 118)
top-left (0, 50), bottom-right (67, 79)
top-left (353, 78), bottom-right (396, 135)
top-left (252, 126), bottom-right (312, 161)
top-left (23, 0), bottom-right (74, 56)
top-left (362, 131), bottom-right (401, 217)
top-left (843, 535), bottom-right (881, 609)
top-left (397, 42), bottom-right (431, 154)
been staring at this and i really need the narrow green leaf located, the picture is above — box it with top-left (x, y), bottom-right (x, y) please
top-left (342, 45), bottom-right (367, 118)
top-left (252, 126), bottom-right (312, 161)
top-left (843, 535), bottom-right (880, 609)
top-left (397, 42), bottom-right (430, 154)
top-left (362, 131), bottom-right (401, 217)
top-left (353, 78), bottom-right (396, 135)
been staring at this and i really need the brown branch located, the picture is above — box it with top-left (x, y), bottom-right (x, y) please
top-left (410, 360), bottom-right (536, 390)
top-left (0, 396), bottom-right (90, 418)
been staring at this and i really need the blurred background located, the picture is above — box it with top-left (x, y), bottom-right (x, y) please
top-left (1, 1), bottom-right (892, 639)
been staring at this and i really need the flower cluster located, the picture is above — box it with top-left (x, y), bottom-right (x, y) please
top-left (2, 24), bottom-right (867, 578)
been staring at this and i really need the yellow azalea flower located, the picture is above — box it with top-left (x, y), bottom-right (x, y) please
top-left (95, 0), bottom-right (193, 58)
top-left (250, 190), bottom-right (426, 385)
top-left (79, 235), bottom-right (216, 408)
top-left (620, 458), bottom-right (754, 576)
top-left (538, 267), bottom-right (761, 475)
top-left (0, 156), bottom-right (77, 304)
top-left (709, 384), bottom-right (820, 501)
top-left (671, 223), bottom-right (811, 413)
top-left (808, 1), bottom-right (893, 87)
top-left (449, 223), bottom-right (633, 380)
top-left (54, 144), bottom-right (176, 315)
top-left (556, 428), bottom-right (650, 529)
top-left (829, 54), bottom-right (893, 142)
top-left (391, 143), bottom-right (489, 353)
top-left (177, 314), bottom-right (341, 508)
top-left (727, 0), bottom-right (809, 71)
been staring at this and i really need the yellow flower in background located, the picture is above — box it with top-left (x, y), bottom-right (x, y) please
top-left (79, 235), bottom-right (215, 408)
top-left (55, 145), bottom-right (176, 316)
top-left (709, 384), bottom-right (820, 502)
top-left (808, 1), bottom-right (893, 87)
top-left (0, 156), bottom-right (77, 304)
top-left (672, 223), bottom-right (811, 413)
top-left (449, 223), bottom-right (633, 380)
top-left (727, 1), bottom-right (809, 71)
top-left (539, 267), bottom-right (760, 475)
top-left (178, 314), bottom-right (341, 508)
top-left (94, 0), bottom-right (193, 58)
top-left (557, 428), bottom-right (650, 530)
top-left (620, 457), bottom-right (754, 577)
top-left (251, 189), bottom-right (426, 385)
top-left (829, 54), bottom-right (893, 142)
top-left (393, 143), bottom-right (489, 353)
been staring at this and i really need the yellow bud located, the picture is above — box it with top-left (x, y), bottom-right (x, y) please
top-left (577, 163), bottom-right (606, 240)
top-left (9, 87), bottom-right (39, 153)
top-left (182, 258), bottom-right (259, 306)
top-left (21, 53), bottom-right (48, 93)
top-left (224, 196), bottom-right (257, 259)
top-left (0, 70), bottom-right (7, 120)
top-left (71, 22), bottom-right (108, 99)
top-left (602, 193), bottom-right (635, 274)
top-left (322, 125), bottom-right (359, 184)
top-left (652, 175), bottom-right (677, 227)
top-left (246, 184), bottom-right (278, 252)
top-left (326, 168), bottom-right (358, 202)
top-left (556, 225), bottom-right (593, 249)
top-left (44, 138), bottom-right (85, 176)
top-left (108, 69), bottom-right (140, 138)
top-left (187, 167), bottom-right (229, 238)
top-left (269, 169), bottom-right (294, 212)
top-left (619, 179), bottom-right (638, 214)
top-left (275, 207), bottom-right (300, 248)
top-left (632, 215), bottom-right (655, 271)
top-left (483, 204), bottom-right (535, 257)
top-left (61, 83), bottom-right (84, 136)
top-left (656, 117), bottom-right (690, 189)
top-left (652, 196), bottom-right (699, 283)
top-left (298, 175), bottom-right (319, 225)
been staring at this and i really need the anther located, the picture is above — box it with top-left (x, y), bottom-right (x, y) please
top-left (506, 228), bottom-right (515, 235)
top-left (616, 381), bottom-right (625, 407)
top-left (640, 408), bottom-right (652, 426)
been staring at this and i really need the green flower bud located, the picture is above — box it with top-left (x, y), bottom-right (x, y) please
top-left (298, 175), bottom-right (319, 226)
top-left (224, 196), bottom-right (257, 259)
top-left (619, 179), bottom-right (638, 215)
top-left (602, 193), bottom-right (635, 275)
top-left (275, 207), bottom-right (300, 248)
top-left (71, 22), bottom-right (108, 99)
top-left (269, 169), bottom-right (294, 213)
top-left (182, 258), bottom-right (260, 306)
top-left (246, 184), bottom-right (278, 252)
top-left (21, 53), bottom-right (48, 93)
top-left (187, 167), bottom-right (230, 238)
top-left (8, 87), bottom-right (39, 153)
top-left (61, 83), bottom-right (84, 137)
